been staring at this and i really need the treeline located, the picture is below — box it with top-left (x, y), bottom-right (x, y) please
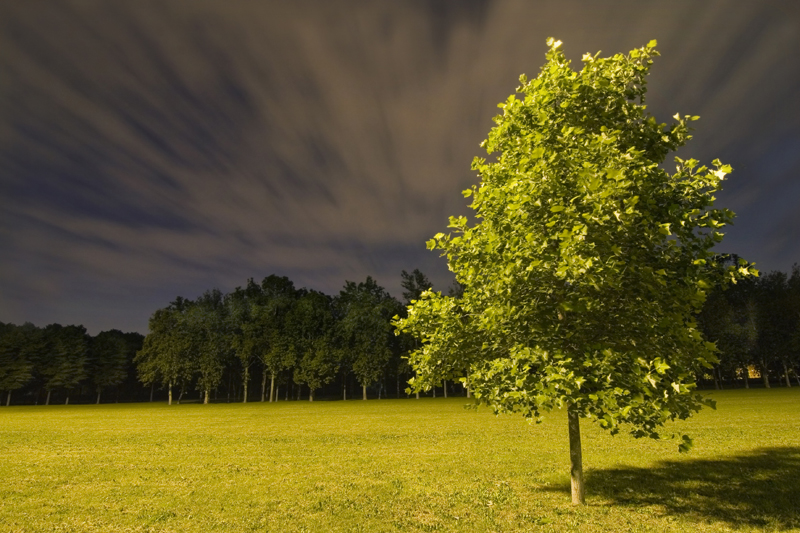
top-left (700, 264), bottom-right (800, 388)
top-left (0, 323), bottom-right (144, 405)
top-left (3, 265), bottom-right (798, 406)
top-left (134, 271), bottom-right (456, 404)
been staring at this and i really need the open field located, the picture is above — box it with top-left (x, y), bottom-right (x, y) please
top-left (1, 389), bottom-right (799, 532)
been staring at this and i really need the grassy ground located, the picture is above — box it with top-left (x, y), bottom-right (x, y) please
top-left (1, 389), bottom-right (798, 532)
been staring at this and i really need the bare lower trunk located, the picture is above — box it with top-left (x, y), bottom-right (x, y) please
top-left (149, 383), bottom-right (154, 402)
top-left (443, 380), bottom-right (447, 398)
top-left (343, 378), bottom-right (347, 401)
top-left (46, 389), bottom-right (51, 406)
top-left (713, 368), bottom-right (721, 390)
top-left (362, 384), bottom-right (367, 400)
top-left (743, 368), bottom-right (749, 389)
top-left (568, 405), bottom-right (585, 505)
top-left (270, 373), bottom-right (275, 403)
top-left (6, 390), bottom-right (11, 406)
top-left (261, 368), bottom-right (267, 402)
top-left (204, 389), bottom-right (209, 404)
top-left (65, 394), bottom-right (69, 405)
top-left (415, 391), bottom-right (419, 399)
top-left (762, 362), bottom-right (770, 388)
top-left (168, 381), bottom-right (173, 406)
top-left (96, 391), bottom-right (101, 404)
top-left (309, 389), bottom-right (314, 402)
top-left (243, 366), bottom-right (249, 403)
top-left (783, 363), bottom-right (791, 387)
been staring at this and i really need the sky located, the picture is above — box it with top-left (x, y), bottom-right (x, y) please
top-left (1, 0), bottom-right (798, 335)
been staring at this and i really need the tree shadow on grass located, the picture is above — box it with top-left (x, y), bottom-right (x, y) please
top-left (547, 447), bottom-right (800, 529)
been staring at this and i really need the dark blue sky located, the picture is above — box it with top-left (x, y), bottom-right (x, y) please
top-left (1, 1), bottom-right (798, 334)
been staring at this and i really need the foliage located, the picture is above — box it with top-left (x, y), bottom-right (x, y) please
top-left (395, 39), bottom-right (757, 449)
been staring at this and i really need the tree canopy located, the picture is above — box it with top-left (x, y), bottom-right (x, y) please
top-left (394, 38), bottom-right (757, 504)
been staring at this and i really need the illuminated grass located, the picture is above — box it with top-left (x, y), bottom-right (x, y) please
top-left (1, 389), bottom-right (798, 532)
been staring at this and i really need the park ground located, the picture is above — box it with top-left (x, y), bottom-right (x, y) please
top-left (1, 388), bottom-right (798, 532)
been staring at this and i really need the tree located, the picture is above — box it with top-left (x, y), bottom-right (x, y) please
top-left (0, 323), bottom-right (34, 406)
top-left (394, 39), bottom-right (755, 504)
top-left (339, 277), bottom-right (397, 400)
top-left (287, 290), bottom-right (338, 401)
top-left (188, 289), bottom-right (231, 404)
top-left (40, 324), bottom-right (88, 405)
top-left (89, 330), bottom-right (130, 404)
top-left (135, 301), bottom-right (194, 405)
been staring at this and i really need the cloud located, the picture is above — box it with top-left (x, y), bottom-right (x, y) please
top-left (1, 0), bottom-right (798, 333)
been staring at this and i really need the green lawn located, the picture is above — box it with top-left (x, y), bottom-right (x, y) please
top-left (1, 389), bottom-right (798, 532)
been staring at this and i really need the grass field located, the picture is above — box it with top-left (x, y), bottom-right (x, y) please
top-left (1, 389), bottom-right (799, 532)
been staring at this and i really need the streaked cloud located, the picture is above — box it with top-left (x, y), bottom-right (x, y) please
top-left (1, 0), bottom-right (798, 333)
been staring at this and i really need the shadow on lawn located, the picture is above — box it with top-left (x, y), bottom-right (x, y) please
top-left (549, 447), bottom-right (800, 529)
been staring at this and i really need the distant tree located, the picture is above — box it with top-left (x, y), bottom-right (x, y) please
top-left (135, 300), bottom-right (194, 405)
top-left (0, 323), bottom-right (34, 406)
top-left (89, 330), bottom-right (129, 404)
top-left (395, 39), bottom-right (755, 504)
top-left (401, 269), bottom-right (432, 304)
top-left (188, 289), bottom-right (231, 404)
top-left (257, 275), bottom-right (301, 402)
top-left (287, 290), bottom-right (338, 401)
top-left (41, 324), bottom-right (88, 405)
top-left (339, 277), bottom-right (399, 400)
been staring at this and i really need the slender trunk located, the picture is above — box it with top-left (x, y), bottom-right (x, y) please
top-left (270, 373), bottom-right (275, 403)
top-left (178, 386), bottom-right (184, 404)
top-left (343, 376), bottom-right (347, 401)
top-left (730, 368), bottom-right (738, 388)
top-left (713, 368), bottom-right (720, 390)
top-left (416, 391), bottom-right (419, 399)
top-left (784, 363), bottom-right (792, 387)
top-left (204, 389), bottom-right (209, 404)
top-left (568, 405), bottom-right (585, 505)
top-left (65, 394), bottom-right (69, 405)
top-left (168, 381), bottom-right (173, 406)
top-left (743, 366), bottom-right (750, 389)
top-left (309, 389), bottom-right (314, 402)
top-left (261, 368), bottom-right (267, 402)
top-left (96, 391), bottom-right (101, 404)
top-left (6, 390), bottom-right (11, 406)
top-left (432, 386), bottom-right (436, 398)
top-left (285, 382), bottom-right (289, 401)
top-left (762, 360), bottom-right (770, 388)
top-left (795, 369), bottom-right (800, 387)
top-left (243, 366), bottom-right (249, 403)
top-left (443, 380), bottom-right (447, 398)
top-left (149, 383), bottom-right (154, 402)
top-left (46, 389), bottom-right (51, 405)
top-left (363, 384), bottom-right (367, 400)
top-left (396, 375), bottom-right (400, 399)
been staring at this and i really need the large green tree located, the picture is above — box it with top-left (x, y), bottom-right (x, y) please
top-left (395, 39), bottom-right (755, 504)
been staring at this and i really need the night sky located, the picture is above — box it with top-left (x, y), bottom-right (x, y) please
top-left (1, 1), bottom-right (798, 335)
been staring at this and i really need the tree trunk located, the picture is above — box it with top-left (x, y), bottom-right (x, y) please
top-left (168, 381), bottom-right (173, 406)
top-left (6, 390), bottom-right (11, 406)
top-left (96, 391), bottom-right (101, 404)
top-left (149, 383), bottom-right (154, 402)
top-left (270, 373), bottom-right (275, 403)
top-left (416, 391), bottom-right (419, 399)
top-left (46, 389), bottom-right (51, 405)
top-left (362, 384), bottom-right (367, 400)
top-left (432, 387), bottom-right (436, 398)
top-left (204, 389), bottom-right (209, 404)
top-left (762, 361), bottom-right (770, 388)
top-left (743, 367), bottom-right (749, 389)
top-left (243, 366), bottom-right (249, 403)
top-left (65, 394), bottom-right (69, 405)
top-left (784, 363), bottom-right (792, 387)
top-left (396, 376), bottom-right (400, 399)
top-left (343, 377), bottom-right (347, 401)
top-left (261, 368), bottom-right (267, 402)
top-left (309, 389), bottom-right (314, 402)
top-left (443, 380), bottom-right (447, 398)
top-left (568, 405), bottom-right (585, 505)
top-left (713, 368), bottom-right (720, 390)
